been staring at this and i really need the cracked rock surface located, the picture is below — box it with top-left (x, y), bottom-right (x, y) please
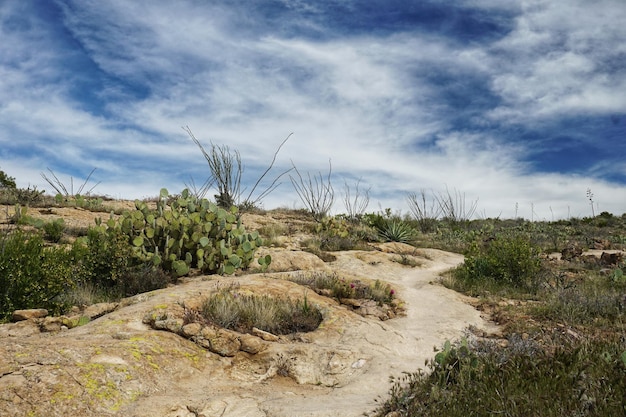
top-left (0, 244), bottom-right (498, 417)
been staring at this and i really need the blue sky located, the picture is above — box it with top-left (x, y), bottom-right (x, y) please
top-left (1, 0), bottom-right (625, 219)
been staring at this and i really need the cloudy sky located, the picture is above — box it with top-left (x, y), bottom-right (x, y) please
top-left (1, 0), bottom-right (625, 219)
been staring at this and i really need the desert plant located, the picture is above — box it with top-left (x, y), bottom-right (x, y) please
top-left (586, 188), bottom-right (596, 217)
top-left (0, 230), bottom-right (76, 320)
top-left (407, 190), bottom-right (441, 233)
top-left (377, 219), bottom-right (416, 243)
top-left (290, 159), bottom-right (334, 221)
top-left (17, 186), bottom-right (45, 205)
top-left (73, 227), bottom-right (137, 289)
top-left (453, 233), bottom-right (543, 292)
top-left (531, 276), bottom-right (626, 328)
top-left (392, 254), bottom-right (422, 267)
top-left (436, 187), bottom-right (478, 228)
top-left (41, 167), bottom-right (100, 199)
top-left (0, 168), bottom-right (16, 189)
top-left (185, 127), bottom-right (293, 209)
top-left (342, 179), bottom-right (370, 221)
top-left (102, 188), bottom-right (267, 276)
top-left (370, 336), bottom-right (626, 417)
top-left (200, 287), bottom-right (322, 334)
top-left (42, 218), bottom-right (65, 243)
top-left (288, 272), bottom-right (395, 305)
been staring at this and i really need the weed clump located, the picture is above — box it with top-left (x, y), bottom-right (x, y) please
top-left (200, 287), bottom-right (322, 335)
top-left (288, 271), bottom-right (396, 306)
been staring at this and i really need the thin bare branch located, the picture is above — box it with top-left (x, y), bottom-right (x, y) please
top-left (243, 133), bottom-right (294, 206)
top-left (290, 159), bottom-right (334, 221)
top-left (407, 189), bottom-right (441, 233)
top-left (343, 178), bottom-right (370, 221)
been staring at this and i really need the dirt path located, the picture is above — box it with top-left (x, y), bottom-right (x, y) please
top-left (123, 248), bottom-right (497, 417)
top-left (0, 247), bottom-right (497, 417)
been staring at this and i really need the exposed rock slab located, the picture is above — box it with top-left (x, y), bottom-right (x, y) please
top-left (0, 247), bottom-right (497, 417)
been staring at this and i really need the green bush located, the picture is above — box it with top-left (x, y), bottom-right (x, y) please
top-left (73, 227), bottom-right (136, 289)
top-left (453, 234), bottom-right (543, 291)
top-left (42, 218), bottom-right (65, 243)
top-left (363, 212), bottom-right (417, 243)
top-left (0, 168), bottom-right (16, 189)
top-left (371, 337), bottom-right (626, 417)
top-left (0, 230), bottom-right (76, 320)
top-left (72, 227), bottom-right (173, 298)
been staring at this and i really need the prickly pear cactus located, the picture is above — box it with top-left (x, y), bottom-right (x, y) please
top-left (105, 188), bottom-right (267, 276)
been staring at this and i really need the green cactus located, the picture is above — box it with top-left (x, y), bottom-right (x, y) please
top-left (102, 188), bottom-right (268, 277)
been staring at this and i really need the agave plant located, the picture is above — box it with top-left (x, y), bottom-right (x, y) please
top-left (378, 220), bottom-right (416, 243)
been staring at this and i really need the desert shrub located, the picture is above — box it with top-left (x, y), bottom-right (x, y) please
top-left (73, 227), bottom-right (136, 289)
top-left (312, 216), bottom-right (372, 251)
top-left (118, 264), bottom-right (173, 297)
top-left (0, 230), bottom-right (76, 320)
top-left (72, 227), bottom-right (174, 298)
top-left (300, 238), bottom-right (338, 262)
top-left (200, 287), bottom-right (322, 334)
top-left (42, 218), bottom-right (65, 243)
top-left (531, 277), bottom-right (626, 327)
top-left (453, 234), bottom-right (543, 292)
top-left (288, 272), bottom-right (395, 305)
top-left (257, 223), bottom-right (289, 247)
top-left (0, 168), bottom-right (16, 189)
top-left (1, 185), bottom-right (46, 206)
top-left (59, 281), bottom-right (119, 307)
top-left (371, 337), bottom-right (626, 417)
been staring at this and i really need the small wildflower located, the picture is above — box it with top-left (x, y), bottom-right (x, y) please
top-left (350, 283), bottom-right (355, 289)
top-left (390, 289), bottom-right (395, 296)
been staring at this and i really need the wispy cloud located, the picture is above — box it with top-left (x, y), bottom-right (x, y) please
top-left (0, 0), bottom-right (624, 218)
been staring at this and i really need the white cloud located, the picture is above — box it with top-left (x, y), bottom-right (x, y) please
top-left (1, 0), bottom-right (625, 219)
top-left (487, 0), bottom-right (626, 120)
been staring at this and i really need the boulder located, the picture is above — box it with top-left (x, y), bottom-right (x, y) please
top-left (600, 251), bottom-right (623, 266)
top-left (202, 327), bottom-right (241, 357)
top-left (239, 334), bottom-right (267, 354)
top-left (12, 309), bottom-right (48, 322)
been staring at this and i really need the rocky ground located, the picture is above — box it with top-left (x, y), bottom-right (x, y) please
top-left (0, 206), bottom-right (499, 417)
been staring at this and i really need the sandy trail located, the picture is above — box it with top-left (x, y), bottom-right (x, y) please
top-left (123, 248), bottom-right (496, 417)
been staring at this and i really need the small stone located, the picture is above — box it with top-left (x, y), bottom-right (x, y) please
top-left (239, 334), bottom-right (266, 354)
top-left (154, 318), bottom-right (184, 334)
top-left (198, 400), bottom-right (228, 417)
top-left (83, 302), bottom-right (118, 320)
top-left (252, 327), bottom-right (279, 342)
top-left (181, 322), bottom-right (203, 338)
top-left (40, 316), bottom-right (63, 332)
top-left (340, 298), bottom-right (362, 308)
top-left (203, 328), bottom-right (241, 357)
top-left (12, 309), bottom-right (48, 322)
top-left (351, 358), bottom-right (367, 369)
